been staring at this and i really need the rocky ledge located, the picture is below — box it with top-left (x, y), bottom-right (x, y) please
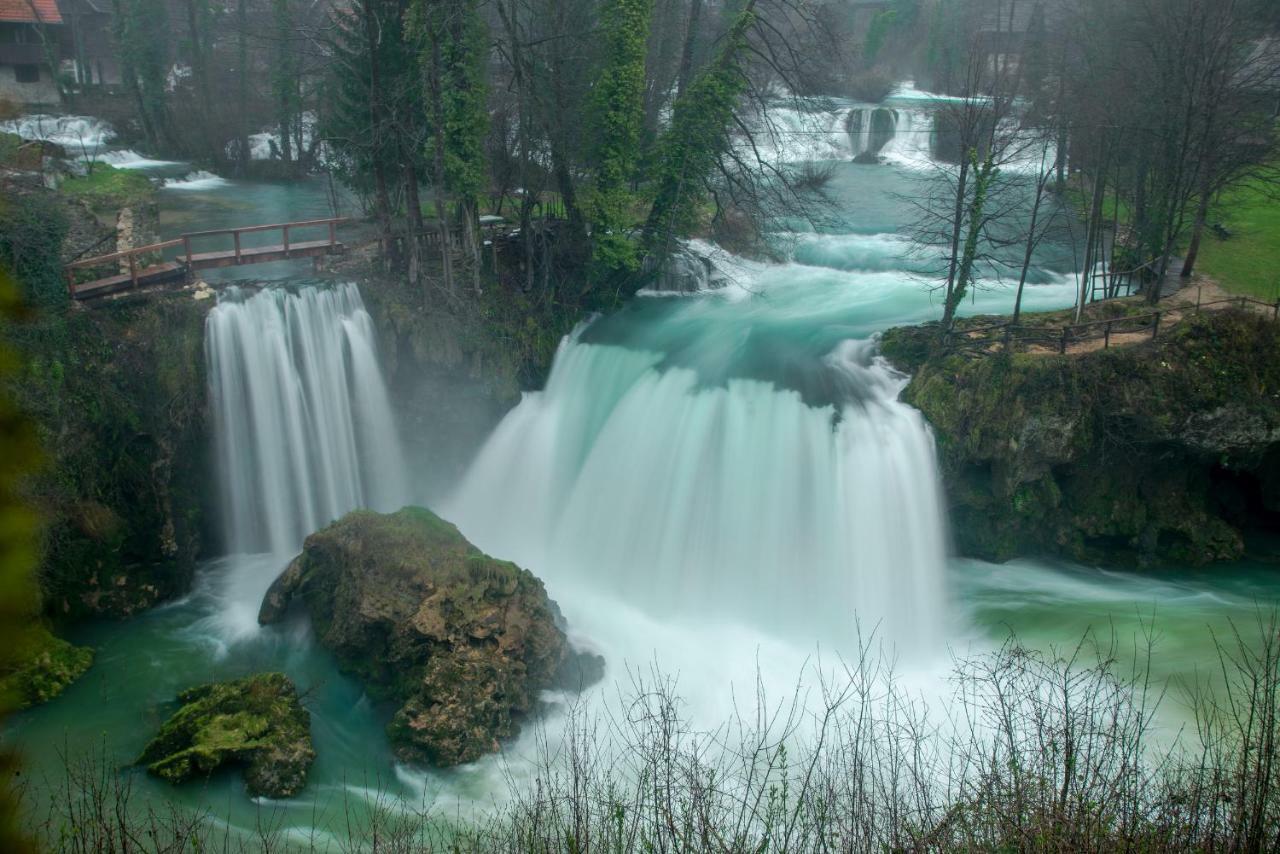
top-left (881, 310), bottom-right (1280, 567)
top-left (259, 506), bottom-right (603, 766)
top-left (137, 673), bottom-right (315, 798)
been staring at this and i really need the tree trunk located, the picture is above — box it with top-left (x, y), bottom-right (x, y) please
top-left (675, 0), bottom-right (704, 98)
top-left (1181, 181), bottom-right (1212, 278)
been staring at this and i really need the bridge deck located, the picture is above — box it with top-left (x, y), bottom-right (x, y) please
top-left (181, 240), bottom-right (345, 270)
top-left (65, 218), bottom-right (352, 301)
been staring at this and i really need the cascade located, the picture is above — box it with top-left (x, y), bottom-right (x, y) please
top-left (447, 331), bottom-right (948, 658)
top-left (205, 283), bottom-right (407, 562)
top-left (0, 114), bottom-right (115, 151)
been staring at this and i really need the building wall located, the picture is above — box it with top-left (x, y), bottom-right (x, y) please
top-left (0, 61), bottom-right (61, 105)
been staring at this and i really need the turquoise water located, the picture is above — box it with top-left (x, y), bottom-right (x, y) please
top-left (7, 100), bottom-right (1280, 845)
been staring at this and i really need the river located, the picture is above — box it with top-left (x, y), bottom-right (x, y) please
top-left (5, 92), bottom-right (1278, 846)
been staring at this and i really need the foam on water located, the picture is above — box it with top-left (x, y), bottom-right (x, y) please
top-left (164, 169), bottom-right (229, 190)
top-left (94, 149), bottom-right (183, 169)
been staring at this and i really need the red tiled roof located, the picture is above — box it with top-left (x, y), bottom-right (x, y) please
top-left (0, 0), bottom-right (64, 25)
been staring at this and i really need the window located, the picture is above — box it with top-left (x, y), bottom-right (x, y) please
top-left (15, 64), bottom-right (39, 84)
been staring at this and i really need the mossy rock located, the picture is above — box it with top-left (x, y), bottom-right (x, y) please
top-left (260, 507), bottom-right (600, 766)
top-left (0, 625), bottom-right (93, 710)
top-left (137, 673), bottom-right (314, 799)
top-left (885, 310), bottom-right (1280, 567)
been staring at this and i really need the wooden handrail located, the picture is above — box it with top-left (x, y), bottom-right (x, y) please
top-left (66, 239), bottom-right (185, 269)
top-left (181, 217), bottom-right (351, 240)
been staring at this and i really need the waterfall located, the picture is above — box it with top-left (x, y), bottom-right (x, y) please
top-left (205, 283), bottom-right (407, 560)
top-left (446, 332), bottom-right (948, 659)
top-left (0, 114), bottom-right (115, 152)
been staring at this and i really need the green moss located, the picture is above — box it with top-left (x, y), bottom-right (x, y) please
top-left (137, 673), bottom-right (314, 799)
top-left (0, 625), bottom-right (93, 710)
top-left (59, 163), bottom-right (155, 211)
top-left (4, 292), bottom-right (211, 618)
top-left (896, 310), bottom-right (1280, 566)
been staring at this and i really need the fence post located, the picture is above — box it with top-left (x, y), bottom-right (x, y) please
top-left (66, 267), bottom-right (75, 299)
top-left (1152, 311), bottom-right (1161, 340)
top-left (1104, 321), bottom-right (1111, 349)
top-left (328, 221), bottom-right (337, 247)
top-left (283, 225), bottom-right (290, 253)
top-left (1059, 327), bottom-right (1068, 354)
top-left (128, 253), bottom-right (137, 288)
top-left (233, 231), bottom-right (242, 263)
top-left (1273, 298), bottom-right (1279, 321)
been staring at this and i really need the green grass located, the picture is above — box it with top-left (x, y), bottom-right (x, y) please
top-left (59, 163), bottom-right (154, 211)
top-left (1198, 179), bottom-right (1280, 301)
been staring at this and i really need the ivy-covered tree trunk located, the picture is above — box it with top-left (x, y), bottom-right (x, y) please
top-left (586, 0), bottom-right (654, 277)
top-left (643, 1), bottom-right (756, 255)
top-left (941, 148), bottom-right (996, 334)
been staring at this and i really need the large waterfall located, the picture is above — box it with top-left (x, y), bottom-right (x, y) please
top-left (205, 282), bottom-right (407, 625)
top-left (447, 332), bottom-right (948, 658)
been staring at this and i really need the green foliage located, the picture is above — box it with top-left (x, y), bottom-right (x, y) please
top-left (0, 190), bottom-right (68, 308)
top-left (434, 0), bottom-right (490, 209)
top-left (586, 0), bottom-right (654, 273)
top-left (112, 0), bottom-right (172, 149)
top-left (0, 266), bottom-right (40, 852)
top-left (644, 5), bottom-right (755, 251)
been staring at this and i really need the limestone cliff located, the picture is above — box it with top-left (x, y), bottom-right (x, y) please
top-left (881, 310), bottom-right (1280, 566)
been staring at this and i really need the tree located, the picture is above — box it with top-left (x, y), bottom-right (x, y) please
top-left (112, 0), bottom-right (172, 151)
top-left (643, 2), bottom-right (756, 253)
top-left (586, 0), bottom-right (654, 275)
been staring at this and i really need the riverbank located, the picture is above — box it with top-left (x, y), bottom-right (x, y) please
top-left (882, 305), bottom-right (1280, 567)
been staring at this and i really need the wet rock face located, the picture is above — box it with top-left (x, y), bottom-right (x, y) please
top-left (137, 673), bottom-right (315, 799)
top-left (260, 507), bottom-right (601, 766)
top-left (882, 311), bottom-right (1280, 567)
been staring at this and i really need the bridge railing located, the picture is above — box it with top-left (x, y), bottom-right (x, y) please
top-left (179, 217), bottom-right (351, 263)
top-left (950, 295), bottom-right (1280, 356)
top-left (65, 238), bottom-right (185, 297)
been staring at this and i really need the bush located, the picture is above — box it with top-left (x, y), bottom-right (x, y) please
top-left (0, 190), bottom-right (69, 308)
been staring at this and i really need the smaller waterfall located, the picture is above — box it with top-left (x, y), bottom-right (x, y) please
top-left (206, 283), bottom-right (407, 559)
top-left (0, 114), bottom-right (115, 151)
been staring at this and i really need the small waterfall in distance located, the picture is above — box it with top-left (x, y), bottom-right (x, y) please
top-left (205, 282), bottom-right (407, 628)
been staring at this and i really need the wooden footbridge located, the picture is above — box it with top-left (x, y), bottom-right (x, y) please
top-left (65, 217), bottom-right (351, 300)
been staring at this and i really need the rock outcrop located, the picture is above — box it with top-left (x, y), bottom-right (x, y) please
top-left (137, 673), bottom-right (314, 799)
top-left (881, 310), bottom-right (1280, 566)
top-left (259, 507), bottom-right (601, 766)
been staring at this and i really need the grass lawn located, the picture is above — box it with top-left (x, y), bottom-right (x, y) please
top-left (1198, 179), bottom-right (1280, 301)
top-left (59, 163), bottom-right (154, 211)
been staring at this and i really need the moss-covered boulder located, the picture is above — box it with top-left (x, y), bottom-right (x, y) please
top-left (0, 626), bottom-right (93, 710)
top-left (137, 673), bottom-right (314, 799)
top-left (882, 310), bottom-right (1280, 566)
top-left (259, 507), bottom-right (595, 766)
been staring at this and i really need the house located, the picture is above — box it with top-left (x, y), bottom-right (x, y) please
top-left (0, 0), bottom-right (63, 106)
